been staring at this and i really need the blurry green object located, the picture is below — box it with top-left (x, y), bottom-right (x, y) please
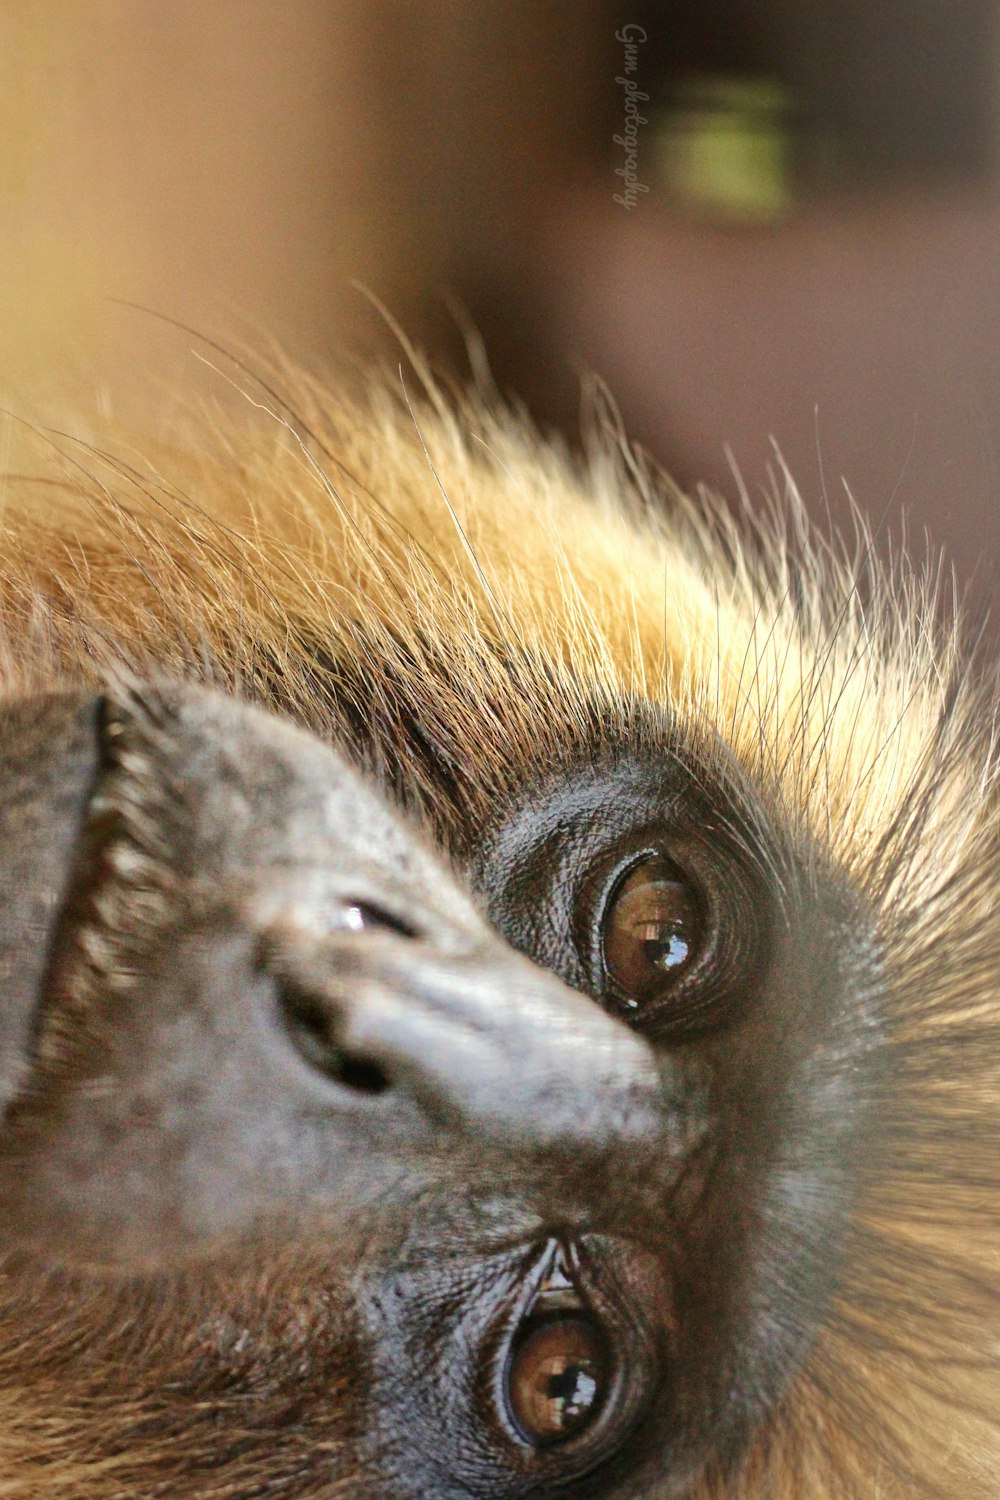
top-left (657, 75), bottom-right (796, 221)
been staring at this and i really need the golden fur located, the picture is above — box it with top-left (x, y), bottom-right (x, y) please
top-left (0, 350), bottom-right (997, 1497)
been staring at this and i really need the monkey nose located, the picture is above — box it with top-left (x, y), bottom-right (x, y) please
top-left (264, 924), bottom-right (667, 1160)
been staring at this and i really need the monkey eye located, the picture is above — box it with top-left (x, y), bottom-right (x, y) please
top-left (601, 855), bottom-right (702, 1008)
top-left (505, 1314), bottom-right (608, 1447)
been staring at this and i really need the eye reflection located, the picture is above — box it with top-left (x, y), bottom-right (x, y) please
top-left (506, 1314), bottom-right (607, 1446)
top-left (602, 855), bottom-right (701, 1007)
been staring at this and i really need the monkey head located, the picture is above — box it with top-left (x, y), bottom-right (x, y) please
top-left (0, 675), bottom-right (889, 1499)
top-left (0, 361), bottom-right (993, 1497)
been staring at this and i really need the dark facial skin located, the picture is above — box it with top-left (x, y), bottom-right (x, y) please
top-left (0, 685), bottom-right (883, 1498)
top-left (472, 742), bottom-right (885, 1489)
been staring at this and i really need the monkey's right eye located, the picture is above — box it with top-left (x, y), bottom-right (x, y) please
top-left (602, 855), bottom-right (702, 1007)
top-left (590, 839), bottom-right (764, 1037)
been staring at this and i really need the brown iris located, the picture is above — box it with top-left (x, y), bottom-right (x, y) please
top-left (602, 855), bottom-right (701, 1008)
top-left (506, 1315), bottom-right (607, 1446)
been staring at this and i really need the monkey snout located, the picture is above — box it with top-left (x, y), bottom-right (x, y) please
top-left (268, 927), bottom-right (669, 1162)
top-left (0, 685), bottom-right (683, 1265)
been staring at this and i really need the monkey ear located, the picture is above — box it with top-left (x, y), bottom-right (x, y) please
top-left (0, 692), bottom-right (101, 1114)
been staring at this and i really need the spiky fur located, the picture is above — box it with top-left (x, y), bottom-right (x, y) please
top-left (0, 352), bottom-right (997, 1498)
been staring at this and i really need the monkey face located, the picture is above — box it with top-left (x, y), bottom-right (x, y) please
top-left (0, 686), bottom-right (667, 1495)
top-left (0, 679), bottom-right (889, 1499)
top-left (0, 355), bottom-right (993, 1497)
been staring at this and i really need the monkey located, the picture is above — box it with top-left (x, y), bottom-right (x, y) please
top-left (0, 348), bottom-right (995, 1499)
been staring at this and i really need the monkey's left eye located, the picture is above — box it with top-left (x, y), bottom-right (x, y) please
top-left (602, 856), bottom-right (701, 1006)
top-left (506, 1314), bottom-right (607, 1446)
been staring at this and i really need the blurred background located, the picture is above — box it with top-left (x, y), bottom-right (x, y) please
top-left (3, 1), bottom-right (1000, 613)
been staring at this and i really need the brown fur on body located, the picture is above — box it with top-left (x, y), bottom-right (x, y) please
top-left (0, 354), bottom-right (998, 1498)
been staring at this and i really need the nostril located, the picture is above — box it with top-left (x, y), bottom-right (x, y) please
top-left (278, 980), bottom-right (391, 1095)
top-left (342, 900), bottom-right (418, 940)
